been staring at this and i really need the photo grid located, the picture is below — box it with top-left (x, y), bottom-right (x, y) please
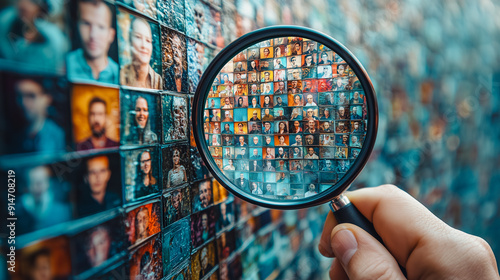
top-left (205, 37), bottom-right (368, 199)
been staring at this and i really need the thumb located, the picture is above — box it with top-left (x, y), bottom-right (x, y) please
top-left (330, 224), bottom-right (406, 280)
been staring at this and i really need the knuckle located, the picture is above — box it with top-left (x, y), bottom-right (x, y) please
top-left (377, 184), bottom-right (402, 196)
top-left (354, 258), bottom-right (399, 280)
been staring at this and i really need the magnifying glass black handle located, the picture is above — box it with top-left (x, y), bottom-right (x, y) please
top-left (330, 195), bottom-right (408, 276)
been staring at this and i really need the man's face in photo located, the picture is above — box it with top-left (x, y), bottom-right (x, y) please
top-left (78, 1), bottom-right (115, 60)
top-left (89, 101), bottom-right (107, 137)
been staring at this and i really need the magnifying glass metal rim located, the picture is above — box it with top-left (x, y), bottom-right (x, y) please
top-left (193, 25), bottom-right (378, 210)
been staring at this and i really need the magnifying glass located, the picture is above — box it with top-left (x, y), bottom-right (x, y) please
top-left (193, 26), bottom-right (380, 241)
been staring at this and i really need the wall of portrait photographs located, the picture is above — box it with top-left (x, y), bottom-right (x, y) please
top-left (0, 0), bottom-right (334, 279)
top-left (203, 36), bottom-right (368, 199)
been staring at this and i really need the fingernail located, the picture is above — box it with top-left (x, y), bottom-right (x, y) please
top-left (331, 229), bottom-right (358, 266)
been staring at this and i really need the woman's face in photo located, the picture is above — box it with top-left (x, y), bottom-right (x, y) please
top-left (135, 97), bottom-right (149, 128)
top-left (172, 150), bottom-right (180, 165)
top-left (140, 151), bottom-right (152, 174)
top-left (294, 95), bottom-right (300, 104)
top-left (131, 19), bottom-right (153, 65)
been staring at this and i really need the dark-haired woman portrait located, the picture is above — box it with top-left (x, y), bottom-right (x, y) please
top-left (135, 150), bottom-right (157, 197)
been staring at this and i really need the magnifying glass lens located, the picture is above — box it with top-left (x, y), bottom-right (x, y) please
top-left (201, 35), bottom-right (370, 203)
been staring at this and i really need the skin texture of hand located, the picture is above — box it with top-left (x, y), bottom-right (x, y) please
top-left (319, 184), bottom-right (500, 280)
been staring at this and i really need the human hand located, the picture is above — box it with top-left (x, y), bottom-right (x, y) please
top-left (319, 184), bottom-right (499, 279)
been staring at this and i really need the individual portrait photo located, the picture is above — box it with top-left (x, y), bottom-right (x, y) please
top-left (302, 80), bottom-right (318, 93)
top-left (70, 217), bottom-right (125, 276)
top-left (191, 241), bottom-right (218, 280)
top-left (188, 38), bottom-right (215, 92)
top-left (274, 69), bottom-right (287, 81)
top-left (122, 148), bottom-right (160, 203)
top-left (192, 179), bottom-right (213, 212)
top-left (287, 55), bottom-right (302, 69)
top-left (289, 40), bottom-right (302, 56)
top-left (185, 0), bottom-right (223, 47)
top-left (191, 208), bottom-right (216, 248)
top-left (336, 159), bottom-right (351, 173)
top-left (350, 90), bottom-right (365, 104)
top-left (163, 186), bottom-right (191, 227)
top-left (163, 94), bottom-right (188, 142)
top-left (234, 135), bottom-right (248, 148)
top-left (248, 96), bottom-right (261, 109)
top-left (129, 234), bottom-right (163, 280)
top-left (233, 84), bottom-right (248, 96)
top-left (233, 61), bottom-right (247, 72)
top-left (234, 147), bottom-right (248, 159)
top-left (260, 82), bottom-right (274, 95)
top-left (320, 107), bottom-right (334, 120)
top-left (351, 120), bottom-right (364, 133)
top-left (260, 70), bottom-right (274, 83)
top-left (350, 134), bottom-right (363, 148)
top-left (234, 122), bottom-right (248, 134)
top-left (117, 9), bottom-right (162, 89)
top-left (303, 108), bottom-right (319, 122)
top-left (274, 81), bottom-right (287, 95)
top-left (1, 74), bottom-right (69, 155)
top-left (216, 199), bottom-right (234, 232)
top-left (335, 147), bottom-right (349, 159)
top-left (67, 0), bottom-right (118, 84)
top-left (350, 147), bottom-right (362, 159)
top-left (334, 63), bottom-right (350, 78)
top-left (260, 46), bottom-right (273, 59)
top-left (162, 27), bottom-right (188, 92)
top-left (319, 91), bottom-right (335, 105)
top-left (320, 134), bottom-right (335, 146)
top-left (163, 144), bottom-right (190, 188)
top-left (332, 77), bottom-right (347, 91)
top-left (287, 68), bottom-right (302, 80)
top-left (158, 0), bottom-right (185, 32)
top-left (335, 91), bottom-right (349, 105)
top-left (303, 93), bottom-right (318, 106)
top-left (233, 72), bottom-right (247, 85)
top-left (247, 59), bottom-right (260, 71)
top-left (320, 159), bottom-right (336, 171)
top-left (318, 78), bottom-right (333, 92)
top-left (317, 65), bottom-right (333, 79)
top-left (125, 201), bottom-right (161, 247)
top-left (121, 90), bottom-right (160, 145)
top-left (301, 53), bottom-right (316, 67)
top-left (15, 163), bottom-right (73, 235)
top-left (221, 122), bottom-right (234, 134)
top-left (0, 0), bottom-right (69, 72)
top-left (234, 96), bottom-right (249, 108)
top-left (247, 72), bottom-right (259, 84)
top-left (320, 147), bottom-right (336, 159)
top-left (248, 122), bottom-right (262, 134)
top-left (270, 44), bottom-right (285, 59)
top-left (74, 153), bottom-right (122, 218)
top-left (336, 106), bottom-right (350, 120)
top-left (118, 0), bottom-right (157, 18)
top-left (350, 105), bottom-right (363, 119)
top-left (217, 230), bottom-right (236, 262)
top-left (163, 217), bottom-right (191, 275)
top-left (234, 172), bottom-right (250, 192)
top-left (72, 84), bottom-right (120, 151)
top-left (247, 48), bottom-right (260, 60)
top-left (13, 236), bottom-right (72, 280)
top-left (318, 51), bottom-right (333, 64)
top-left (302, 41), bottom-right (317, 54)
top-left (288, 80), bottom-right (303, 94)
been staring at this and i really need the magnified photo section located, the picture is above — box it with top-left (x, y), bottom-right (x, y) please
top-left (203, 36), bottom-right (368, 201)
